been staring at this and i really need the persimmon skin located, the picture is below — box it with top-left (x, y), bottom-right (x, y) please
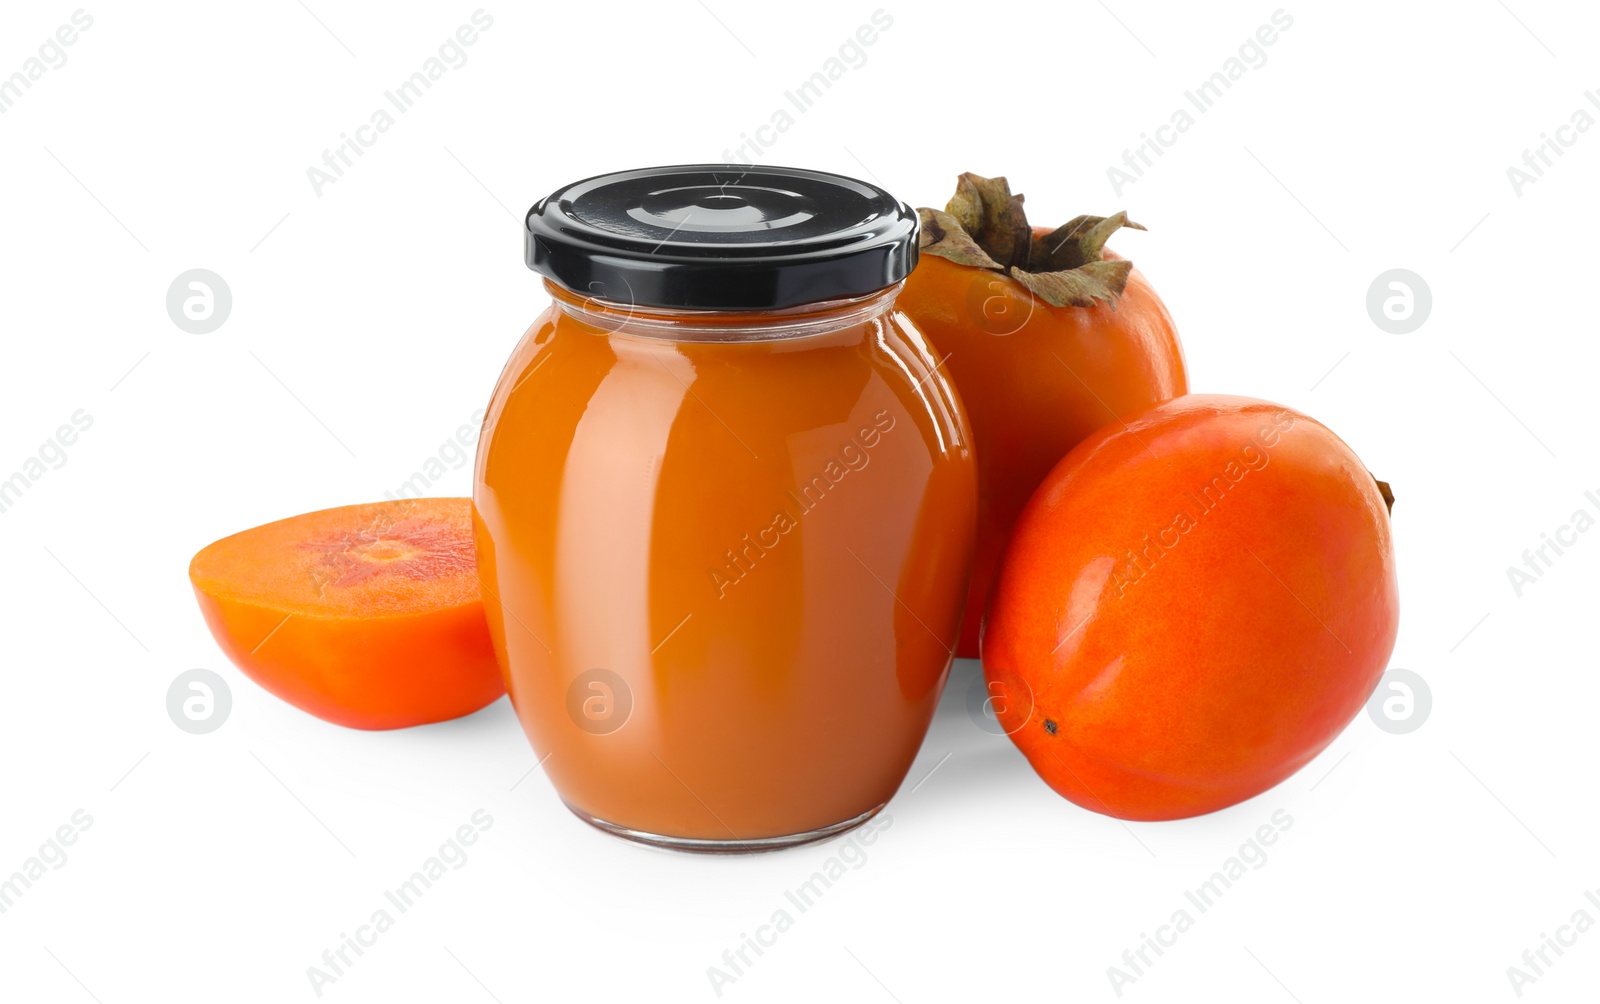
top-left (898, 242), bottom-right (1187, 657)
top-left (982, 395), bottom-right (1399, 821)
top-left (191, 591), bottom-right (502, 730)
top-left (188, 499), bottom-right (504, 731)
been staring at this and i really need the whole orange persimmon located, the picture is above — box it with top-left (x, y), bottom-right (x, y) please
top-left (899, 174), bottom-right (1187, 657)
top-left (982, 395), bottom-right (1398, 821)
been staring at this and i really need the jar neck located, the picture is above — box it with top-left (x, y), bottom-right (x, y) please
top-left (546, 279), bottom-right (902, 342)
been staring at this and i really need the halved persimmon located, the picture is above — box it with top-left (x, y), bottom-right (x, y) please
top-left (188, 498), bottom-right (504, 730)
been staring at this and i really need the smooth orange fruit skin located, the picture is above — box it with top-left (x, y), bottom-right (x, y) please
top-left (899, 244), bottom-right (1187, 657)
top-left (189, 499), bottom-right (504, 730)
top-left (982, 395), bottom-right (1399, 821)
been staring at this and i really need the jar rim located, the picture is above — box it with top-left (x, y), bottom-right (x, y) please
top-left (547, 279), bottom-right (904, 343)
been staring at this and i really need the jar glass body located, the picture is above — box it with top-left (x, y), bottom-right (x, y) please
top-left (473, 281), bottom-right (976, 849)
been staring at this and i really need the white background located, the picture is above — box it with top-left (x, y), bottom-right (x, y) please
top-left (2, 1), bottom-right (1597, 1001)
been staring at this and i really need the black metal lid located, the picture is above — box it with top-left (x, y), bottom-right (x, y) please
top-left (525, 165), bottom-right (919, 310)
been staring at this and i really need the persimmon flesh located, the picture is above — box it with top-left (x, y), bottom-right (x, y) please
top-left (188, 498), bottom-right (504, 730)
top-left (982, 395), bottom-right (1399, 820)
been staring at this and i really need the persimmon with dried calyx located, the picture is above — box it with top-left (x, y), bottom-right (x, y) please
top-left (899, 173), bottom-right (1187, 657)
top-left (983, 395), bottom-right (1399, 821)
top-left (189, 498), bottom-right (504, 730)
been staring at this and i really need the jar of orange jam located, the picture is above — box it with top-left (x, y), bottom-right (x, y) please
top-left (473, 165), bottom-right (976, 851)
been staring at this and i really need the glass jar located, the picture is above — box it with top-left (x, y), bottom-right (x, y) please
top-left (473, 165), bottom-right (976, 851)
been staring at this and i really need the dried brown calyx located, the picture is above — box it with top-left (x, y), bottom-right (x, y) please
top-left (917, 172), bottom-right (1145, 308)
top-left (1376, 479), bottom-right (1395, 515)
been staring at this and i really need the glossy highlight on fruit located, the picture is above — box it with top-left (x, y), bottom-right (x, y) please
top-left (982, 395), bottom-right (1399, 820)
top-left (189, 498), bottom-right (504, 730)
top-left (899, 173), bottom-right (1187, 656)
